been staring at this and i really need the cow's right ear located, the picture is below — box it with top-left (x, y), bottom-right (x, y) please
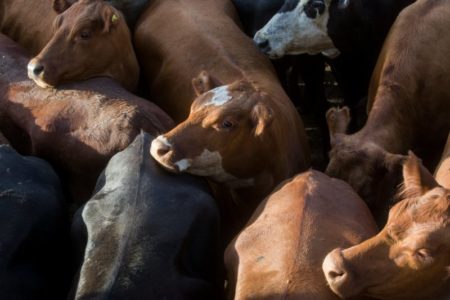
top-left (53, 0), bottom-right (77, 13)
top-left (326, 106), bottom-right (350, 147)
top-left (401, 151), bottom-right (438, 198)
top-left (192, 71), bottom-right (222, 96)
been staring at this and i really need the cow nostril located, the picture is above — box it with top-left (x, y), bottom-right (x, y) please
top-left (256, 39), bottom-right (270, 51)
top-left (328, 270), bottom-right (345, 280)
top-left (33, 64), bottom-right (45, 76)
top-left (157, 145), bottom-right (170, 157)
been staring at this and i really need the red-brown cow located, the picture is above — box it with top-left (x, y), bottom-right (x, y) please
top-left (323, 152), bottom-right (450, 300)
top-left (145, 0), bottom-right (310, 238)
top-left (0, 33), bottom-right (173, 203)
top-left (27, 0), bottom-right (139, 91)
top-left (225, 170), bottom-right (378, 300)
top-left (325, 0), bottom-right (450, 223)
top-left (0, 0), bottom-right (56, 55)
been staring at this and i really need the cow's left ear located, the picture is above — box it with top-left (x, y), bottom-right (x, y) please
top-left (102, 5), bottom-right (121, 33)
top-left (252, 103), bottom-right (273, 137)
top-left (192, 71), bottom-right (222, 96)
top-left (401, 151), bottom-right (438, 198)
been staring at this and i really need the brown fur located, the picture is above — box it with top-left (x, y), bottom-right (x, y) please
top-left (143, 0), bottom-right (310, 239)
top-left (323, 152), bottom-right (450, 300)
top-left (225, 171), bottom-right (378, 300)
top-left (28, 0), bottom-right (139, 91)
top-left (326, 0), bottom-right (450, 222)
top-left (0, 34), bottom-right (173, 203)
top-left (0, 0), bottom-right (56, 55)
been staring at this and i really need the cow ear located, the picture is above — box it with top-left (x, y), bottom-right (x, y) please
top-left (326, 106), bottom-right (350, 147)
top-left (192, 71), bottom-right (222, 96)
top-left (102, 5), bottom-right (121, 33)
top-left (53, 0), bottom-right (77, 14)
top-left (252, 102), bottom-right (273, 137)
top-left (401, 151), bottom-right (438, 198)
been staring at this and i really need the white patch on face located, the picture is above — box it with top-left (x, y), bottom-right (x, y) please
top-left (254, 0), bottom-right (340, 58)
top-left (174, 158), bottom-right (191, 172)
top-left (204, 85), bottom-right (231, 107)
top-left (188, 149), bottom-right (254, 187)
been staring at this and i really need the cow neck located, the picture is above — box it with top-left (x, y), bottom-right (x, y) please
top-left (356, 85), bottom-right (415, 155)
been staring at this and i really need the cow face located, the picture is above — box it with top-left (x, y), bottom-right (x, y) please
top-left (323, 153), bottom-right (450, 299)
top-left (27, 0), bottom-right (139, 91)
top-left (325, 107), bottom-right (405, 210)
top-left (150, 71), bottom-right (273, 187)
top-left (253, 0), bottom-right (346, 59)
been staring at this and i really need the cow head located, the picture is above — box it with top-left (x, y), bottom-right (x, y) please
top-left (150, 71), bottom-right (274, 187)
top-left (253, 0), bottom-right (347, 59)
top-left (325, 107), bottom-right (405, 213)
top-left (27, 0), bottom-right (139, 91)
top-left (323, 152), bottom-right (450, 299)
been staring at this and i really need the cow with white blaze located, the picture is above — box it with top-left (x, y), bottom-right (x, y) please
top-left (151, 73), bottom-right (310, 240)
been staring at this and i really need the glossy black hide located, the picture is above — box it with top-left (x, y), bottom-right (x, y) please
top-left (0, 145), bottom-right (70, 299)
top-left (70, 132), bottom-right (221, 300)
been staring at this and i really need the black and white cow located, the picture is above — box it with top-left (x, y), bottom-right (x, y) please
top-left (0, 144), bottom-right (71, 299)
top-left (233, 0), bottom-right (326, 114)
top-left (233, 0), bottom-right (330, 160)
top-left (70, 132), bottom-right (222, 300)
top-left (254, 0), bottom-right (415, 128)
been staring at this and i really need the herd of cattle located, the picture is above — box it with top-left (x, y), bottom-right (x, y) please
top-left (0, 0), bottom-right (449, 299)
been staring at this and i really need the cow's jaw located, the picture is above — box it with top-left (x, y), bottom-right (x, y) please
top-left (150, 136), bottom-right (255, 187)
top-left (254, 0), bottom-right (340, 58)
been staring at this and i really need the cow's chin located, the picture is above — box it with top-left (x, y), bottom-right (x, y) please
top-left (28, 73), bottom-right (55, 89)
top-left (151, 157), bottom-right (182, 173)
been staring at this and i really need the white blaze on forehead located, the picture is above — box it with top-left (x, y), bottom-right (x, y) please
top-left (174, 159), bottom-right (191, 172)
top-left (204, 85), bottom-right (232, 107)
top-left (254, 0), bottom-right (340, 58)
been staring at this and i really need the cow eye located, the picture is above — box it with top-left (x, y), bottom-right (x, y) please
top-left (222, 120), bottom-right (234, 129)
top-left (80, 30), bottom-right (91, 40)
top-left (413, 248), bottom-right (434, 266)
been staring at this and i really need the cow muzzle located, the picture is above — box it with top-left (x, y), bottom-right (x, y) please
top-left (150, 135), bottom-right (192, 172)
top-left (27, 58), bottom-right (54, 89)
top-left (322, 248), bottom-right (361, 299)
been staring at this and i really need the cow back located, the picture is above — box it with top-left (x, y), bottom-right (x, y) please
top-left (71, 132), bottom-right (222, 299)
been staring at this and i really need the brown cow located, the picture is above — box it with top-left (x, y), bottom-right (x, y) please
top-left (325, 0), bottom-right (450, 223)
top-left (225, 170), bottom-right (378, 300)
top-left (323, 152), bottom-right (450, 300)
top-left (145, 0), bottom-right (310, 238)
top-left (0, 33), bottom-right (173, 203)
top-left (0, 0), bottom-right (56, 55)
top-left (27, 0), bottom-right (139, 91)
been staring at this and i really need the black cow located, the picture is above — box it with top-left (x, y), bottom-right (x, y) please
top-left (70, 132), bottom-right (222, 300)
top-left (0, 144), bottom-right (71, 299)
top-left (254, 0), bottom-right (415, 129)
